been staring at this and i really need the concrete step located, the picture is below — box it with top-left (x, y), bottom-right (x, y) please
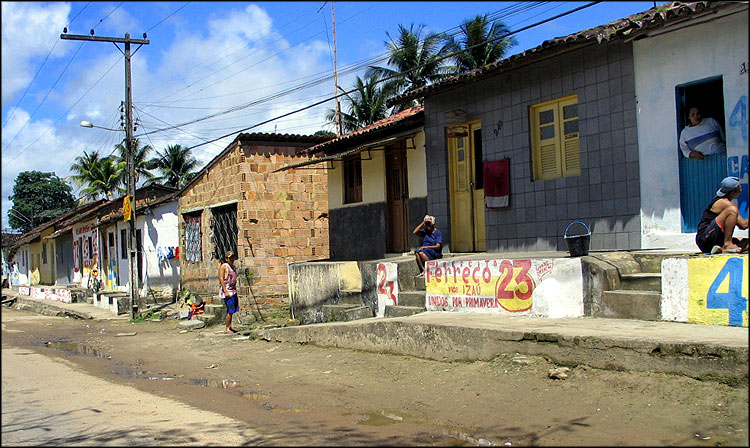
top-left (596, 290), bottom-right (661, 321)
top-left (631, 253), bottom-right (671, 273)
top-left (385, 305), bottom-right (426, 318)
top-left (413, 275), bottom-right (425, 290)
top-left (397, 291), bottom-right (426, 308)
top-left (195, 313), bottom-right (220, 325)
top-left (619, 273), bottom-right (661, 291)
top-left (340, 289), bottom-right (361, 305)
top-left (323, 304), bottom-right (373, 322)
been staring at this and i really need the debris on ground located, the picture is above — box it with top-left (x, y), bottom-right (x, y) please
top-left (115, 332), bottom-right (137, 337)
top-left (548, 367), bottom-right (571, 379)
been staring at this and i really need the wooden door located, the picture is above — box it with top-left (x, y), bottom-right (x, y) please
top-left (386, 142), bottom-right (410, 252)
top-left (448, 121), bottom-right (485, 252)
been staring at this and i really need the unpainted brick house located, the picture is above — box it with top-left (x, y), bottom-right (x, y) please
top-left (178, 132), bottom-right (332, 308)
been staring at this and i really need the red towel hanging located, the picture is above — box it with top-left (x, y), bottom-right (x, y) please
top-left (484, 158), bottom-right (510, 209)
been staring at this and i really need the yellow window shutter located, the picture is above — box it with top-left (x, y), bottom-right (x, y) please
top-left (559, 96), bottom-right (580, 177)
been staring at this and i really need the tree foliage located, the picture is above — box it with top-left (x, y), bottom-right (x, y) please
top-left (368, 23), bottom-right (452, 111)
top-left (146, 144), bottom-right (200, 189)
top-left (445, 14), bottom-right (516, 72)
top-left (69, 150), bottom-right (125, 202)
top-left (8, 171), bottom-right (77, 233)
top-left (114, 138), bottom-right (155, 187)
top-left (326, 74), bottom-right (394, 133)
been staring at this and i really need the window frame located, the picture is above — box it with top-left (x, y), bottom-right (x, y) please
top-left (183, 211), bottom-right (203, 262)
top-left (530, 94), bottom-right (580, 181)
top-left (343, 153), bottom-right (363, 204)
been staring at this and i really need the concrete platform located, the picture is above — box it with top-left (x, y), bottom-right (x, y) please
top-left (256, 311), bottom-right (749, 381)
top-left (2, 289), bottom-right (129, 321)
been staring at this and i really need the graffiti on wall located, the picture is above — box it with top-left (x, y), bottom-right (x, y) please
top-left (425, 259), bottom-right (555, 313)
top-left (376, 262), bottom-right (399, 317)
top-left (688, 256), bottom-right (748, 327)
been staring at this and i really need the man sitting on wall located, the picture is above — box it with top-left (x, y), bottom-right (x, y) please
top-left (696, 176), bottom-right (749, 254)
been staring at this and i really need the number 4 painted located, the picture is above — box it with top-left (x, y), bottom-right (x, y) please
top-left (706, 258), bottom-right (748, 327)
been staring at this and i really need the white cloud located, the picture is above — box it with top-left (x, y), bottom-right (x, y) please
top-left (1, 2), bottom-right (71, 107)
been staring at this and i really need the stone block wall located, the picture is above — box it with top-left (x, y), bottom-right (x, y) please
top-left (179, 143), bottom-right (329, 309)
top-left (424, 40), bottom-right (641, 252)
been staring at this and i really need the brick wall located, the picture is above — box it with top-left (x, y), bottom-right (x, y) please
top-left (179, 143), bottom-right (329, 308)
top-left (424, 40), bottom-right (641, 252)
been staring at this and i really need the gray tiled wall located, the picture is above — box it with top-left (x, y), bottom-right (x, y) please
top-left (424, 41), bottom-right (641, 253)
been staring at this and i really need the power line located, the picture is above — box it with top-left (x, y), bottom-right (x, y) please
top-left (1, 2), bottom-right (91, 131)
top-left (182, 1), bottom-right (602, 152)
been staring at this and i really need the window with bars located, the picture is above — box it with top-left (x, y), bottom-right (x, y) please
top-left (344, 154), bottom-right (362, 204)
top-left (184, 212), bottom-right (203, 262)
top-left (211, 204), bottom-right (238, 260)
top-left (530, 94), bottom-right (580, 180)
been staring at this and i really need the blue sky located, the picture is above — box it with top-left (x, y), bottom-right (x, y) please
top-left (1, 1), bottom-right (658, 230)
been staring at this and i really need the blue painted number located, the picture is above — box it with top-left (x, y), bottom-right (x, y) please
top-left (729, 95), bottom-right (748, 143)
top-left (706, 258), bottom-right (747, 326)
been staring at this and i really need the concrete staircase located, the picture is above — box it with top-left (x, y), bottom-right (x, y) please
top-left (389, 267), bottom-right (427, 317)
top-left (194, 294), bottom-right (226, 326)
top-left (593, 252), bottom-right (667, 321)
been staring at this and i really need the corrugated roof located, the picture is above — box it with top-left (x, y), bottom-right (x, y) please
top-left (395, 1), bottom-right (737, 102)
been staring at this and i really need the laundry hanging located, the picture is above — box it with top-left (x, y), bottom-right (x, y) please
top-left (484, 158), bottom-right (510, 209)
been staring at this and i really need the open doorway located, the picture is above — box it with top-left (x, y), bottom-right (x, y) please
top-left (676, 76), bottom-right (727, 233)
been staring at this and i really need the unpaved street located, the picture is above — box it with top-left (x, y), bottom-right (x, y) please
top-left (2, 307), bottom-right (748, 446)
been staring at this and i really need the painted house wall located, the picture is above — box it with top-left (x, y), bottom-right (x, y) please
top-left (138, 201), bottom-right (180, 301)
top-left (179, 143), bottom-right (329, 306)
top-left (327, 130), bottom-right (429, 260)
top-left (72, 219), bottom-right (99, 287)
top-left (11, 247), bottom-right (30, 285)
top-left (424, 40), bottom-right (640, 252)
top-left (38, 228), bottom-right (55, 284)
top-left (634, 12), bottom-right (749, 249)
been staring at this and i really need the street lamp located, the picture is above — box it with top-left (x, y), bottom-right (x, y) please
top-left (80, 119), bottom-right (138, 320)
top-left (79, 121), bottom-right (122, 132)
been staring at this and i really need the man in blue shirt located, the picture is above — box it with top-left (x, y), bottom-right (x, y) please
top-left (414, 215), bottom-right (442, 277)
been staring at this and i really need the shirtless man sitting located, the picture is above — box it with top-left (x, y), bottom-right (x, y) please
top-left (695, 176), bottom-right (749, 253)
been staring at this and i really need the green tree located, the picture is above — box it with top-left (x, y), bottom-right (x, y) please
top-left (313, 130), bottom-right (337, 138)
top-left (8, 171), bottom-right (77, 233)
top-left (114, 138), bottom-right (155, 187)
top-left (445, 14), bottom-right (517, 72)
top-left (368, 24), bottom-right (452, 110)
top-left (69, 150), bottom-right (125, 202)
top-left (146, 144), bottom-right (200, 189)
top-left (326, 74), bottom-right (394, 133)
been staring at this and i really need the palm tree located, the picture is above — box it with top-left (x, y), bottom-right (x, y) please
top-left (367, 24), bottom-right (452, 110)
top-left (146, 144), bottom-right (200, 189)
top-left (445, 14), bottom-right (517, 72)
top-left (326, 74), bottom-right (394, 133)
top-left (69, 150), bottom-right (125, 202)
top-left (113, 138), bottom-right (155, 187)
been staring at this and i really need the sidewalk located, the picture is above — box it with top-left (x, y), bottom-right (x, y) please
top-left (257, 311), bottom-right (749, 381)
top-left (2, 288), bottom-right (129, 321)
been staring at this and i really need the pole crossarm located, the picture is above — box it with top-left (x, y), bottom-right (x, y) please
top-left (60, 34), bottom-right (149, 45)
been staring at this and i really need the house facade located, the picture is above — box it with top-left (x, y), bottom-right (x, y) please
top-left (284, 106), bottom-right (428, 260)
top-left (178, 132), bottom-right (331, 307)
top-left (633, 2), bottom-right (749, 248)
top-left (397, 1), bottom-right (744, 253)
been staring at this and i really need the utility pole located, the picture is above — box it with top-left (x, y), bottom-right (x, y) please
top-left (332, 2), bottom-right (343, 136)
top-left (61, 31), bottom-right (149, 319)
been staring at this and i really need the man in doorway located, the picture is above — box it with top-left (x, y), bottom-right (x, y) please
top-left (679, 106), bottom-right (726, 160)
top-left (696, 176), bottom-right (749, 254)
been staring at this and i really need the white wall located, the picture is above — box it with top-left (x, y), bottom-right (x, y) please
top-left (138, 201), bottom-right (180, 299)
top-left (634, 11), bottom-right (749, 249)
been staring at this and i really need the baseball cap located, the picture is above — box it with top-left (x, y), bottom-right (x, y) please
top-left (716, 177), bottom-right (741, 197)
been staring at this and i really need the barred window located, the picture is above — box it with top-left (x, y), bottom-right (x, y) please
top-left (211, 204), bottom-right (238, 260)
top-left (184, 212), bottom-right (202, 262)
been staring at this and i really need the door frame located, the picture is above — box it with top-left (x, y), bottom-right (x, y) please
top-left (447, 120), bottom-right (485, 252)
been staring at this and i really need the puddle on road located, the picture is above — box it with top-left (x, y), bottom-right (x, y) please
top-left (45, 341), bottom-right (110, 359)
top-left (356, 410), bottom-right (412, 426)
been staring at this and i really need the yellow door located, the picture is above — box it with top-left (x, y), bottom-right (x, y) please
top-left (448, 121), bottom-right (485, 252)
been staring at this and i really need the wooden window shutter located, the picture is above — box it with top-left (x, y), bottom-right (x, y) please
top-left (560, 97), bottom-right (580, 176)
top-left (531, 95), bottom-right (579, 180)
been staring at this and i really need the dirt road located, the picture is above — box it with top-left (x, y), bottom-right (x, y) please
top-left (2, 307), bottom-right (747, 446)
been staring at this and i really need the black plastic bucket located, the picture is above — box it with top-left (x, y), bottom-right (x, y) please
top-left (564, 221), bottom-right (591, 257)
